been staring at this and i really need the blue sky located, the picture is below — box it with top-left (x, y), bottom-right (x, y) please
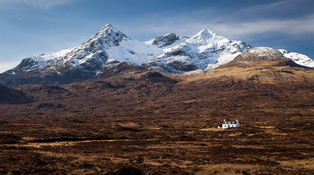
top-left (0, 0), bottom-right (314, 73)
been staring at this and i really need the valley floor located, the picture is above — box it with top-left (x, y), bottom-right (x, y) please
top-left (1, 115), bottom-right (314, 174)
top-left (1, 64), bottom-right (314, 174)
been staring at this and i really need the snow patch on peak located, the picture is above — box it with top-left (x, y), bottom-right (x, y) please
top-left (246, 47), bottom-right (283, 57)
top-left (102, 24), bottom-right (114, 29)
top-left (98, 24), bottom-right (119, 34)
top-left (232, 47), bottom-right (285, 63)
top-left (192, 28), bottom-right (217, 39)
top-left (105, 38), bottom-right (162, 65)
top-left (278, 49), bottom-right (314, 68)
top-left (7, 48), bottom-right (73, 73)
top-left (29, 48), bottom-right (73, 70)
top-left (186, 28), bottom-right (230, 48)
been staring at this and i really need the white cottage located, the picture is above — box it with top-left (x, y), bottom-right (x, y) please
top-left (218, 119), bottom-right (240, 129)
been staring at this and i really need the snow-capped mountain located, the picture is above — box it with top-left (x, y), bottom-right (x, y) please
top-left (3, 24), bottom-right (172, 76)
top-left (141, 29), bottom-right (251, 74)
top-left (46, 24), bottom-right (180, 74)
top-left (1, 24), bottom-right (313, 85)
top-left (0, 24), bottom-right (183, 84)
top-left (45, 24), bottom-right (166, 78)
top-left (3, 25), bottom-right (252, 77)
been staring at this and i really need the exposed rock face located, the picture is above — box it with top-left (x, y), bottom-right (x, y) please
top-left (97, 61), bottom-right (145, 79)
top-left (145, 33), bottom-right (180, 48)
top-left (139, 72), bottom-right (177, 83)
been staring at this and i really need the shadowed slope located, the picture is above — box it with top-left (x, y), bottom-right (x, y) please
top-left (0, 84), bottom-right (34, 104)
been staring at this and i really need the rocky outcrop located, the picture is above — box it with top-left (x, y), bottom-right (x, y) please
top-left (145, 33), bottom-right (180, 48)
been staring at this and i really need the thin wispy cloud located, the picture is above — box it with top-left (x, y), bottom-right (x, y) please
top-left (0, 0), bottom-right (78, 9)
top-left (242, 0), bottom-right (312, 14)
top-left (237, 0), bottom-right (296, 16)
top-left (129, 1), bottom-right (314, 41)
top-left (132, 15), bottom-right (314, 40)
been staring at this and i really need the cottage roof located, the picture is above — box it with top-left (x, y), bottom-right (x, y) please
top-left (223, 120), bottom-right (238, 124)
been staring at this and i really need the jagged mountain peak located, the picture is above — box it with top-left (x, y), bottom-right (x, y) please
top-left (102, 24), bottom-right (114, 30)
top-left (86, 24), bottom-right (128, 47)
top-left (192, 28), bottom-right (217, 39)
top-left (98, 24), bottom-right (124, 36)
top-left (186, 28), bottom-right (229, 46)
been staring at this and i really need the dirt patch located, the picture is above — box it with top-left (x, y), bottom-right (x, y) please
top-left (279, 158), bottom-right (314, 169)
top-left (195, 164), bottom-right (262, 175)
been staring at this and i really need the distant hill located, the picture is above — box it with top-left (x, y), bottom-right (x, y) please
top-left (0, 84), bottom-right (34, 104)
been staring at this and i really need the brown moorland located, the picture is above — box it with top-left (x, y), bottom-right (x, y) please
top-left (1, 54), bottom-right (314, 174)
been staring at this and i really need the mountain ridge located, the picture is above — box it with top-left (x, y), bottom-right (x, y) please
top-left (0, 24), bottom-right (313, 85)
top-left (142, 28), bottom-right (251, 74)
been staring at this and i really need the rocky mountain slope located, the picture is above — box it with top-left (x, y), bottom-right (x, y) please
top-left (0, 24), bottom-right (313, 85)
